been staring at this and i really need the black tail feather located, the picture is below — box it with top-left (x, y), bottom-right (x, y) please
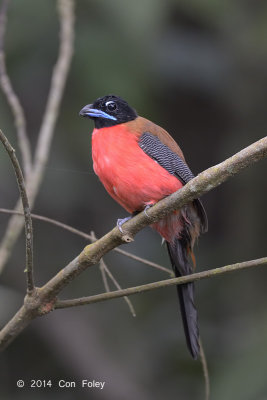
top-left (193, 199), bottom-right (208, 234)
top-left (167, 238), bottom-right (199, 359)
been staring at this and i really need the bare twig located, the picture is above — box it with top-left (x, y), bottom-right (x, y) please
top-left (0, 130), bottom-right (34, 292)
top-left (99, 259), bottom-right (110, 292)
top-left (101, 259), bottom-right (136, 317)
top-left (199, 338), bottom-right (210, 400)
top-left (114, 247), bottom-right (172, 275)
top-left (0, 0), bottom-right (32, 178)
top-left (32, 0), bottom-right (75, 189)
top-left (54, 257), bottom-right (267, 309)
top-left (0, 0), bottom-right (75, 274)
top-left (0, 208), bottom-right (172, 275)
top-left (0, 137), bottom-right (266, 350)
top-left (0, 208), bottom-right (96, 237)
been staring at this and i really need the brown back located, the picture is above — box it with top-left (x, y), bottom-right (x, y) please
top-left (126, 116), bottom-right (185, 162)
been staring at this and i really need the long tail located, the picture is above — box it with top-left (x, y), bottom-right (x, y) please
top-left (167, 237), bottom-right (199, 359)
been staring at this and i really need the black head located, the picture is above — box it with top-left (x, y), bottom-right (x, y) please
top-left (79, 95), bottom-right (138, 129)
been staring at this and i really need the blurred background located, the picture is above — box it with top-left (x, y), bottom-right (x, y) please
top-left (0, 0), bottom-right (267, 399)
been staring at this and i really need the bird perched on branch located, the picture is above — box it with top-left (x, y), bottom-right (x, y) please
top-left (79, 95), bottom-right (208, 359)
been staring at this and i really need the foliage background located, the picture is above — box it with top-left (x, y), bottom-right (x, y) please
top-left (0, 0), bottom-right (267, 399)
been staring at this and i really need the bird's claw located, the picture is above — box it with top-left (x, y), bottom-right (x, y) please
top-left (117, 216), bottom-right (132, 233)
top-left (144, 203), bottom-right (153, 217)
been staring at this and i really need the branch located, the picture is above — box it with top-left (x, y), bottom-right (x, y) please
top-left (54, 257), bottom-right (267, 309)
top-left (0, 0), bottom-right (32, 178)
top-left (0, 136), bottom-right (266, 350)
top-left (0, 0), bottom-right (75, 274)
top-left (114, 244), bottom-right (172, 275)
top-left (32, 0), bottom-right (74, 188)
top-left (0, 130), bottom-right (34, 292)
top-left (99, 258), bottom-right (110, 292)
top-left (199, 338), bottom-right (210, 400)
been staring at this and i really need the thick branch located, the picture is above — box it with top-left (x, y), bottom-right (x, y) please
top-left (0, 303), bottom-right (38, 351)
top-left (0, 130), bottom-right (34, 292)
top-left (55, 257), bottom-right (267, 309)
top-left (122, 136), bottom-right (267, 236)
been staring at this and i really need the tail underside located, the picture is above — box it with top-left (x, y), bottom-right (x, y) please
top-left (167, 237), bottom-right (199, 359)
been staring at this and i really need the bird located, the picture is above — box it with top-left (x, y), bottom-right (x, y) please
top-left (79, 95), bottom-right (208, 359)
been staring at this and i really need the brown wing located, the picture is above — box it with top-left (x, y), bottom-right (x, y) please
top-left (127, 116), bottom-right (208, 233)
top-left (137, 130), bottom-right (208, 233)
top-left (126, 116), bottom-right (186, 161)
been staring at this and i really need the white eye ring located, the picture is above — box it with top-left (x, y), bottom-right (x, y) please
top-left (105, 101), bottom-right (117, 112)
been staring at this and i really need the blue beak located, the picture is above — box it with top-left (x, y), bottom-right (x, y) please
top-left (79, 104), bottom-right (117, 121)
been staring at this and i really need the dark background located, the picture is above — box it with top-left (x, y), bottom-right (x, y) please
top-left (0, 0), bottom-right (267, 399)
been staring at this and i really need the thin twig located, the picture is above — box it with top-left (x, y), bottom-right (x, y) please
top-left (0, 0), bottom-right (32, 179)
top-left (99, 259), bottom-right (110, 292)
top-left (0, 208), bottom-right (172, 275)
top-left (199, 338), bottom-right (210, 400)
top-left (115, 247), bottom-right (173, 275)
top-left (55, 257), bottom-right (267, 309)
top-left (0, 130), bottom-right (34, 293)
top-left (101, 259), bottom-right (136, 317)
top-left (94, 230), bottom-right (136, 316)
top-left (88, 228), bottom-right (172, 275)
top-left (0, 0), bottom-right (75, 274)
top-left (32, 0), bottom-right (74, 180)
top-left (0, 208), bottom-right (95, 237)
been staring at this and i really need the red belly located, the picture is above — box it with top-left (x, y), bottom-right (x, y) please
top-left (91, 124), bottom-right (184, 241)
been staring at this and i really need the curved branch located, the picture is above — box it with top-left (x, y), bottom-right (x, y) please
top-left (0, 130), bottom-right (34, 292)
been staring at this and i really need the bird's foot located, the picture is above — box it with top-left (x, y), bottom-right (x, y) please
top-left (144, 202), bottom-right (154, 218)
top-left (144, 202), bottom-right (154, 217)
top-left (117, 216), bottom-right (132, 233)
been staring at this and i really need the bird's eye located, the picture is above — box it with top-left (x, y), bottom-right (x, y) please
top-left (105, 101), bottom-right (117, 112)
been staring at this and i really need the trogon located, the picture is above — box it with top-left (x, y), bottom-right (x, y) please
top-left (79, 95), bottom-right (208, 359)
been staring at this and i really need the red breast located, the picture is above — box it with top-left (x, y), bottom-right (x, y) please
top-left (92, 118), bottom-right (183, 217)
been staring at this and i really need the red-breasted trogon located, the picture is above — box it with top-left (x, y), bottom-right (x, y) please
top-left (79, 95), bottom-right (208, 359)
